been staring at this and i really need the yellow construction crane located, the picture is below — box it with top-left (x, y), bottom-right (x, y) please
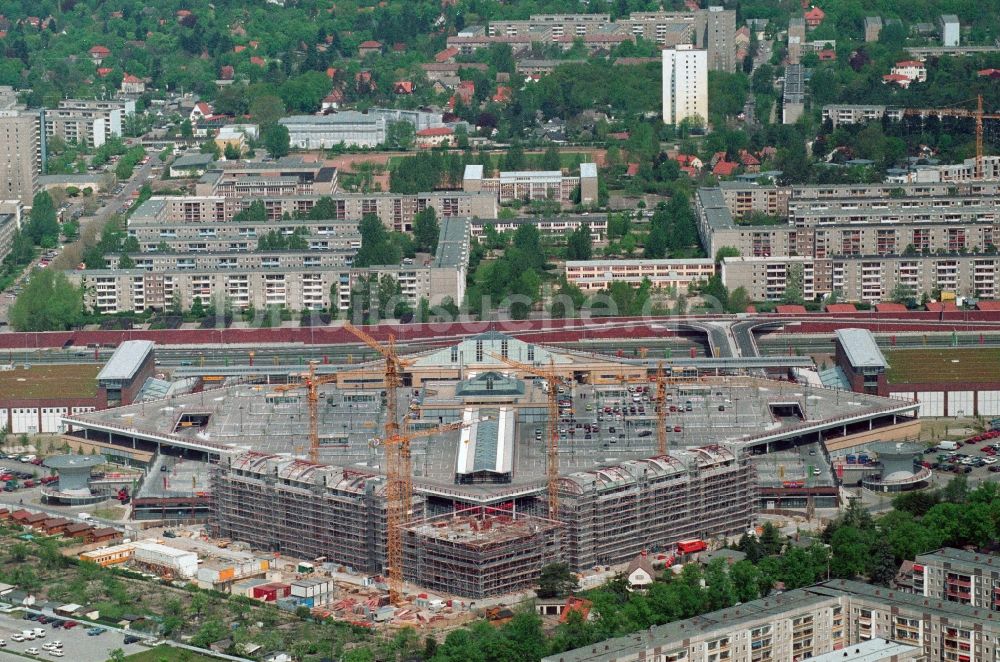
top-left (904, 95), bottom-right (1000, 179)
top-left (341, 322), bottom-right (416, 605)
top-left (368, 416), bottom-right (484, 603)
top-left (272, 361), bottom-right (336, 464)
top-left (487, 353), bottom-right (563, 519)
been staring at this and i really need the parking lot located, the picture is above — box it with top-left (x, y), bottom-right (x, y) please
top-left (0, 611), bottom-right (148, 662)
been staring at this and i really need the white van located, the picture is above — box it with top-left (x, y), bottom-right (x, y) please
top-left (937, 440), bottom-right (960, 451)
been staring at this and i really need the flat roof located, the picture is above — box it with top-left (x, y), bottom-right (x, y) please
top-left (810, 639), bottom-right (919, 662)
top-left (97, 340), bottom-right (155, 382)
top-left (885, 347), bottom-right (1000, 384)
top-left (171, 153), bottom-right (215, 168)
top-left (580, 162), bottom-right (597, 178)
top-left (916, 547), bottom-right (1000, 573)
top-left (835, 329), bottom-right (887, 369)
top-left (0, 364), bottom-right (101, 399)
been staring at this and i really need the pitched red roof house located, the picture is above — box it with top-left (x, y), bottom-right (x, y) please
top-left (825, 303), bottom-right (857, 313)
top-left (416, 127), bottom-right (453, 137)
top-left (435, 47), bottom-right (459, 63)
top-left (804, 6), bottom-right (825, 27)
top-left (625, 162), bottom-right (640, 176)
top-left (978, 68), bottom-right (1000, 79)
top-left (392, 42), bottom-right (406, 52)
top-left (358, 40), bottom-right (383, 55)
top-left (975, 300), bottom-right (1000, 311)
top-left (219, 65), bottom-right (234, 80)
top-left (249, 40), bottom-right (260, 49)
top-left (250, 56), bottom-right (266, 67)
top-left (234, 45), bottom-right (246, 53)
top-left (776, 304), bottom-right (808, 314)
top-left (455, 80), bottom-right (475, 104)
top-left (882, 73), bottom-right (910, 86)
top-left (713, 160), bottom-right (739, 177)
top-left (925, 301), bottom-right (958, 312)
top-left (326, 67), bottom-right (338, 79)
top-left (89, 45), bottom-right (110, 62)
top-left (493, 85), bottom-right (512, 103)
top-left (393, 81), bottom-right (414, 94)
top-left (739, 150), bottom-right (760, 166)
top-left (608, 131), bottom-right (630, 140)
top-left (818, 49), bottom-right (836, 61)
top-left (176, 9), bottom-right (192, 18)
top-left (96, 67), bottom-right (113, 78)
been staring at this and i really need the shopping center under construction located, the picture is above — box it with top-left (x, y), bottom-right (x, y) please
top-left (62, 331), bottom-right (922, 598)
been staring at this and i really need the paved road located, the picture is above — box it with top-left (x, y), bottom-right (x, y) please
top-left (0, 148), bottom-right (161, 325)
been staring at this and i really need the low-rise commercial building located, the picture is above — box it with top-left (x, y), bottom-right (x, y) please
top-left (565, 258), bottom-right (715, 292)
top-left (463, 163), bottom-right (598, 205)
top-left (280, 108), bottom-right (458, 149)
top-left (0, 341), bottom-right (152, 432)
top-left (194, 158), bottom-right (338, 197)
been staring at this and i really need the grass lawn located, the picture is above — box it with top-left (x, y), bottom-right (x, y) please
top-left (124, 644), bottom-right (224, 661)
top-left (885, 347), bottom-right (1000, 384)
top-left (0, 364), bottom-right (100, 398)
top-left (92, 505), bottom-right (127, 520)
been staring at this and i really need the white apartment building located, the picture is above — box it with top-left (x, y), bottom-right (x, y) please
top-left (662, 45), bottom-right (708, 126)
top-left (565, 259), bottom-right (715, 292)
top-left (463, 164), bottom-right (598, 205)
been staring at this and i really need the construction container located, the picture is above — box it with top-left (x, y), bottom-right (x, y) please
top-left (252, 582), bottom-right (291, 602)
top-left (229, 578), bottom-right (268, 597)
top-left (132, 542), bottom-right (199, 578)
top-left (290, 578), bottom-right (331, 600)
top-left (297, 562), bottom-right (315, 574)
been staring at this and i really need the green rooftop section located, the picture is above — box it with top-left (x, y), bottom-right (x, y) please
top-left (0, 364), bottom-right (101, 399)
top-left (885, 348), bottom-right (1000, 384)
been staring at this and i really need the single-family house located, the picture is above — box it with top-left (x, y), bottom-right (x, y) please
top-left (626, 552), bottom-right (656, 592)
top-left (358, 40), bottom-right (383, 56)
top-left (121, 73), bottom-right (145, 95)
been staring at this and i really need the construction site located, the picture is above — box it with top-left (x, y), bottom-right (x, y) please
top-left (61, 330), bottom-right (922, 601)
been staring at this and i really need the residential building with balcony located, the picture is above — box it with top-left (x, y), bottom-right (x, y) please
top-left (544, 578), bottom-right (999, 662)
top-left (565, 259), bottom-right (715, 292)
top-left (128, 191), bottom-right (496, 234)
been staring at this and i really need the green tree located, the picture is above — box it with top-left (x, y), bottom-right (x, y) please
top-left (107, 649), bottom-right (126, 662)
top-left (727, 286), bottom-right (751, 314)
top-left (250, 95), bottom-right (286, 128)
top-left (27, 191), bottom-right (60, 245)
top-left (714, 246), bottom-right (741, 263)
top-left (262, 123), bottom-right (290, 158)
top-left (781, 264), bottom-right (805, 305)
top-left (9, 270), bottom-right (84, 331)
top-left (537, 562), bottom-right (579, 598)
top-left (829, 526), bottom-right (869, 579)
top-left (354, 214), bottom-right (401, 268)
top-left (541, 145), bottom-right (561, 171)
top-left (412, 207), bottom-right (440, 254)
top-left (223, 142), bottom-right (241, 160)
top-left (385, 121), bottom-right (416, 150)
top-left (759, 522), bottom-right (783, 556)
top-left (868, 536), bottom-right (898, 587)
top-left (566, 223), bottom-right (593, 261)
